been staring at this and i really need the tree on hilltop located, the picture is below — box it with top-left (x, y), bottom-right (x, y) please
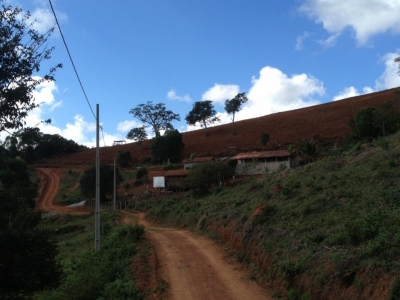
top-left (126, 126), bottom-right (148, 148)
top-left (224, 92), bottom-right (248, 135)
top-left (129, 102), bottom-right (180, 137)
top-left (185, 100), bottom-right (220, 137)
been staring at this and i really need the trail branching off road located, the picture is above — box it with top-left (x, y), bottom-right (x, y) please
top-left (36, 167), bottom-right (88, 214)
top-left (122, 211), bottom-right (271, 300)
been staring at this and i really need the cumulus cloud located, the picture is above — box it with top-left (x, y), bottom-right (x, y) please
top-left (167, 89), bottom-right (192, 102)
top-left (375, 51), bottom-right (400, 90)
top-left (183, 66), bottom-right (325, 133)
top-left (24, 78), bottom-right (60, 127)
top-left (333, 86), bottom-right (361, 101)
top-left (300, 0), bottom-right (400, 45)
top-left (201, 84), bottom-right (239, 104)
top-left (333, 50), bottom-right (400, 100)
top-left (241, 66), bottom-right (324, 120)
top-left (117, 120), bottom-right (142, 132)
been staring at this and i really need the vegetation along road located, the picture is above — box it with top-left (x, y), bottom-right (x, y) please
top-left (36, 167), bottom-right (271, 299)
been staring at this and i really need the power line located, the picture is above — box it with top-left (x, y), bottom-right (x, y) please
top-left (48, 0), bottom-right (96, 121)
top-left (48, 0), bottom-right (107, 147)
top-left (100, 126), bottom-right (106, 147)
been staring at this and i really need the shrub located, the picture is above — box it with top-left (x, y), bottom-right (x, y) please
top-left (182, 161), bottom-right (234, 194)
top-left (136, 167), bottom-right (148, 182)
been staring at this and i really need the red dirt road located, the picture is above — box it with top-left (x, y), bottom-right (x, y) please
top-left (123, 211), bottom-right (272, 300)
top-left (37, 168), bottom-right (271, 299)
top-left (35, 167), bottom-right (89, 214)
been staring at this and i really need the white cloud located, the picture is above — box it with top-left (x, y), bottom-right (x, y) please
top-left (295, 31), bottom-right (311, 50)
top-left (117, 120), bottom-right (141, 132)
top-left (333, 50), bottom-right (400, 101)
top-left (300, 0), bottom-right (400, 44)
top-left (201, 84), bottom-right (239, 104)
top-left (375, 51), bottom-right (400, 90)
top-left (241, 66), bottom-right (324, 120)
top-left (30, 8), bottom-right (55, 34)
top-left (23, 78), bottom-right (59, 127)
top-left (333, 86), bottom-right (361, 101)
top-left (182, 66), bottom-right (325, 133)
top-left (167, 89), bottom-right (192, 102)
top-left (319, 33), bottom-right (341, 48)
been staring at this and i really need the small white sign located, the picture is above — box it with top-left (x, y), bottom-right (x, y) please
top-left (153, 176), bottom-right (165, 188)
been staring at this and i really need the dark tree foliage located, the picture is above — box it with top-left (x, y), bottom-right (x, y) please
top-left (79, 164), bottom-right (122, 202)
top-left (129, 102), bottom-right (180, 137)
top-left (34, 134), bottom-right (85, 159)
top-left (150, 129), bottom-right (185, 164)
top-left (348, 104), bottom-right (400, 142)
top-left (116, 150), bottom-right (131, 168)
top-left (5, 129), bottom-right (86, 163)
top-left (224, 92), bottom-right (248, 135)
top-left (297, 139), bottom-right (318, 164)
top-left (136, 167), bottom-right (148, 182)
top-left (181, 161), bottom-right (234, 194)
top-left (0, 4), bottom-right (62, 132)
top-left (261, 133), bottom-right (270, 146)
top-left (0, 155), bottom-right (61, 298)
top-left (185, 100), bottom-right (220, 137)
top-left (2, 135), bottom-right (18, 158)
top-left (126, 126), bottom-right (147, 148)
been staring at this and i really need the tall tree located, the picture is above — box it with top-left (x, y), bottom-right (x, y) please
top-left (224, 92), bottom-right (248, 135)
top-left (0, 4), bottom-right (61, 133)
top-left (0, 4), bottom-right (62, 298)
top-left (129, 102), bottom-right (180, 137)
top-left (185, 100), bottom-right (220, 137)
top-left (126, 126), bottom-right (148, 148)
top-left (80, 164), bottom-right (122, 202)
top-left (0, 154), bottom-right (61, 298)
top-left (150, 129), bottom-right (185, 164)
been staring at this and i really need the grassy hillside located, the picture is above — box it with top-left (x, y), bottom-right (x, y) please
top-left (145, 132), bottom-right (400, 299)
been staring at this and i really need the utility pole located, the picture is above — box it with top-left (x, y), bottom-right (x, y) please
top-left (113, 157), bottom-right (116, 212)
top-left (95, 104), bottom-right (100, 251)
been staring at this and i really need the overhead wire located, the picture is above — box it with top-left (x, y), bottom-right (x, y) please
top-left (48, 0), bottom-right (107, 147)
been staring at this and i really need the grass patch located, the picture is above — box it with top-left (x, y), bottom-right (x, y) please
top-left (54, 169), bottom-right (84, 205)
top-left (144, 131), bottom-right (400, 295)
top-left (34, 212), bottom-right (145, 300)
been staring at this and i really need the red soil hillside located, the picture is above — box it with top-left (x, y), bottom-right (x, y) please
top-left (37, 88), bottom-right (400, 166)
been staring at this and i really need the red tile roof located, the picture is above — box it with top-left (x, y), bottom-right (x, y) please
top-left (231, 150), bottom-right (290, 160)
top-left (182, 156), bottom-right (214, 163)
top-left (164, 169), bottom-right (189, 177)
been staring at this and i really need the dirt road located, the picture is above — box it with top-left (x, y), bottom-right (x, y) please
top-left (37, 168), bottom-right (271, 299)
top-left (35, 167), bottom-right (88, 214)
top-left (123, 211), bottom-right (271, 300)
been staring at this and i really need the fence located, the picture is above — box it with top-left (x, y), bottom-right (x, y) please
top-left (86, 200), bottom-right (143, 211)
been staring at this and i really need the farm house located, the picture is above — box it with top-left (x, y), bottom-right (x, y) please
top-left (164, 169), bottom-right (189, 190)
top-left (231, 150), bottom-right (298, 175)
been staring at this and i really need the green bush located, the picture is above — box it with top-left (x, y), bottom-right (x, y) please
top-left (136, 167), bottom-right (148, 182)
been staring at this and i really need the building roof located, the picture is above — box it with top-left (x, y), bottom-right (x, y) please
top-left (182, 156), bottom-right (214, 163)
top-left (164, 169), bottom-right (189, 177)
top-left (231, 150), bottom-right (290, 160)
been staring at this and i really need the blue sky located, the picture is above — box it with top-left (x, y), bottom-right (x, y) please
top-left (2, 0), bottom-right (400, 146)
